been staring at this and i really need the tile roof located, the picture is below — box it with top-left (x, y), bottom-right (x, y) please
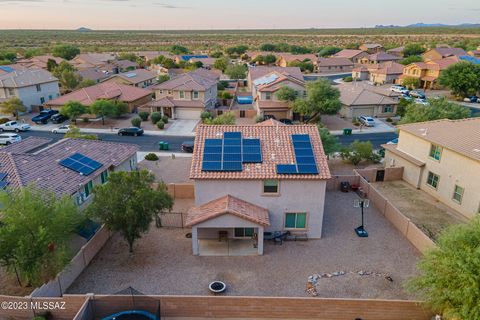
top-left (333, 49), bottom-right (366, 59)
top-left (189, 68), bottom-right (221, 80)
top-left (106, 69), bottom-right (156, 85)
top-left (370, 61), bottom-right (404, 75)
top-left (0, 137), bottom-right (52, 154)
top-left (46, 82), bottom-right (152, 106)
top-left (278, 53), bottom-right (317, 63)
top-left (387, 46), bottom-right (405, 53)
top-left (153, 71), bottom-right (216, 91)
top-left (77, 68), bottom-right (109, 82)
top-left (17, 55), bottom-right (65, 69)
top-left (73, 53), bottom-right (116, 67)
top-left (249, 66), bottom-right (304, 83)
top-left (397, 118), bottom-right (480, 161)
top-left (429, 47), bottom-right (467, 58)
top-left (367, 52), bottom-right (401, 62)
top-left (338, 83), bottom-right (398, 106)
top-left (190, 124), bottom-right (331, 180)
top-left (0, 138), bottom-right (138, 195)
top-left (189, 57), bottom-right (217, 66)
top-left (0, 69), bottom-right (58, 88)
top-left (256, 118), bottom-right (286, 126)
top-left (317, 57), bottom-right (353, 67)
top-left (143, 96), bottom-right (204, 108)
top-left (185, 194), bottom-right (270, 227)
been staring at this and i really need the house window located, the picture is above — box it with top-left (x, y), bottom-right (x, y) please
top-left (285, 212), bottom-right (307, 229)
top-left (100, 170), bottom-right (109, 184)
top-left (429, 144), bottom-right (442, 161)
top-left (426, 171), bottom-right (440, 189)
top-left (452, 185), bottom-right (464, 203)
top-left (48, 95), bottom-right (52, 100)
top-left (383, 106), bottom-right (393, 113)
top-left (36, 84), bottom-right (41, 92)
top-left (84, 181), bottom-right (93, 198)
top-left (263, 179), bottom-right (279, 194)
top-left (7, 88), bottom-right (14, 96)
top-left (239, 110), bottom-right (246, 118)
top-left (265, 92), bottom-right (271, 100)
top-left (40, 97), bottom-right (45, 104)
top-left (234, 227), bottom-right (254, 238)
top-left (159, 90), bottom-right (164, 94)
top-left (129, 157), bottom-right (137, 170)
top-left (179, 90), bottom-right (185, 99)
top-left (193, 91), bottom-right (199, 99)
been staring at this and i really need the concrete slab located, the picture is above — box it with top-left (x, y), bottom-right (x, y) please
top-left (164, 119), bottom-right (199, 136)
top-left (199, 239), bottom-right (258, 256)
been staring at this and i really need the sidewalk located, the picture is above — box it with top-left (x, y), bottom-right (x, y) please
top-left (137, 151), bottom-right (193, 161)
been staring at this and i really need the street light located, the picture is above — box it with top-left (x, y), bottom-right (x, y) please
top-left (353, 199), bottom-right (370, 237)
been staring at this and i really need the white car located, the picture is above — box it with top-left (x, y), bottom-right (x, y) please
top-left (358, 115), bottom-right (375, 127)
top-left (390, 85), bottom-right (409, 94)
top-left (52, 125), bottom-right (71, 134)
top-left (0, 133), bottom-right (21, 145)
top-left (0, 121), bottom-right (31, 132)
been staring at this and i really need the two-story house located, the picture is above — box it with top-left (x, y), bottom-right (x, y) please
top-left (333, 49), bottom-right (369, 63)
top-left (276, 53), bottom-right (318, 70)
top-left (358, 52), bottom-right (401, 65)
top-left (383, 118), bottom-right (480, 218)
top-left (101, 69), bottom-right (157, 88)
top-left (248, 66), bottom-right (305, 120)
top-left (140, 70), bottom-right (217, 119)
top-left (16, 55), bottom-right (65, 70)
top-left (186, 122), bottom-right (330, 255)
top-left (316, 58), bottom-right (354, 73)
top-left (422, 47), bottom-right (467, 61)
top-left (359, 43), bottom-right (385, 54)
top-left (0, 69), bottom-right (60, 112)
top-left (398, 56), bottom-right (459, 89)
top-left (353, 61), bottom-right (404, 84)
top-left (0, 136), bottom-right (138, 207)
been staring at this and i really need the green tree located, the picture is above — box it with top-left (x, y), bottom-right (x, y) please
top-left (87, 170), bottom-right (173, 252)
top-left (403, 43), bottom-right (426, 57)
top-left (340, 140), bottom-right (375, 165)
top-left (259, 43), bottom-right (276, 51)
top-left (225, 45), bottom-right (248, 56)
top-left (402, 76), bottom-right (421, 89)
top-left (53, 61), bottom-right (81, 90)
top-left (0, 97), bottom-right (26, 120)
top-left (292, 79), bottom-right (341, 120)
top-left (213, 57), bottom-right (229, 72)
top-left (131, 117), bottom-right (142, 128)
top-left (400, 97), bottom-right (471, 124)
top-left (169, 45), bottom-right (189, 55)
top-left (210, 51), bottom-right (223, 58)
top-left (0, 50), bottom-right (16, 63)
top-left (151, 112), bottom-right (162, 124)
top-left (318, 127), bottom-right (339, 159)
top-left (51, 44), bottom-right (80, 60)
top-left (276, 86), bottom-right (298, 102)
top-left (157, 74), bottom-right (170, 84)
top-left (408, 216), bottom-right (480, 320)
top-left (113, 101), bottom-right (129, 117)
top-left (24, 48), bottom-right (43, 59)
top-left (60, 101), bottom-right (88, 124)
top-left (204, 112), bottom-right (236, 125)
top-left (46, 59), bottom-right (58, 72)
top-left (399, 55), bottom-right (423, 65)
top-left (318, 46), bottom-right (342, 57)
top-left (90, 99), bottom-right (116, 125)
top-left (117, 52), bottom-right (139, 62)
top-left (64, 126), bottom-right (98, 140)
top-left (0, 185), bottom-right (82, 287)
top-left (225, 64), bottom-right (247, 79)
top-left (289, 60), bottom-right (314, 73)
top-left (77, 78), bottom-right (96, 88)
top-left (439, 61), bottom-right (480, 98)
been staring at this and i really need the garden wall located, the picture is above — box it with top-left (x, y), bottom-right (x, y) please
top-left (29, 226), bottom-right (112, 298)
top-left (326, 175), bottom-right (360, 191)
top-left (167, 183), bottom-right (195, 199)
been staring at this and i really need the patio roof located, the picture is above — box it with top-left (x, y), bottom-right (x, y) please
top-left (185, 195), bottom-right (270, 227)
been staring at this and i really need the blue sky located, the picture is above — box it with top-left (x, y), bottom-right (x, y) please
top-left (0, 0), bottom-right (479, 29)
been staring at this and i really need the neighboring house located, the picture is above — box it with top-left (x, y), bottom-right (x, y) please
top-left (139, 70), bottom-right (217, 119)
top-left (45, 82), bottom-right (152, 112)
top-left (0, 64), bottom-right (26, 76)
top-left (359, 52), bottom-right (401, 65)
top-left (337, 83), bottom-right (398, 118)
top-left (188, 57), bottom-right (217, 69)
top-left (276, 53), bottom-right (318, 69)
top-left (0, 136), bottom-right (138, 207)
top-left (332, 49), bottom-right (369, 63)
top-left (386, 46), bottom-right (405, 58)
top-left (136, 51), bottom-right (175, 63)
top-left (248, 66), bottom-right (305, 120)
top-left (467, 48), bottom-right (480, 58)
top-left (359, 43), bottom-right (385, 54)
top-left (422, 47), bottom-right (467, 61)
top-left (383, 118), bottom-right (480, 218)
top-left (174, 54), bottom-right (209, 64)
top-left (16, 55), bottom-right (65, 70)
top-left (316, 57), bottom-right (353, 73)
top-left (0, 69), bottom-right (60, 112)
top-left (186, 123), bottom-right (331, 255)
top-left (77, 67), bottom-right (110, 83)
top-left (71, 53), bottom-right (117, 70)
top-left (102, 69), bottom-right (157, 88)
top-left (368, 62), bottom-right (404, 84)
top-left (398, 56), bottom-right (459, 89)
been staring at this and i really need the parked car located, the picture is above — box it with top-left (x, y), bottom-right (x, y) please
top-left (0, 133), bottom-right (21, 145)
top-left (415, 98), bottom-right (429, 105)
top-left (401, 94), bottom-right (413, 101)
top-left (31, 109), bottom-right (58, 124)
top-left (279, 118), bottom-right (293, 125)
top-left (463, 96), bottom-right (478, 103)
top-left (117, 127), bottom-right (144, 136)
top-left (0, 121), bottom-right (31, 132)
top-left (358, 115), bottom-right (375, 127)
top-left (390, 85), bottom-right (409, 94)
top-left (181, 141), bottom-right (195, 153)
top-left (50, 113), bottom-right (68, 124)
top-left (410, 90), bottom-right (426, 99)
top-left (263, 114), bottom-right (276, 121)
top-left (51, 125), bottom-right (71, 134)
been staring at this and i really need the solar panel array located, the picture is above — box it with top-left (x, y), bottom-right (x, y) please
top-left (202, 132), bottom-right (262, 172)
top-left (59, 153), bottom-right (103, 176)
top-left (253, 74), bottom-right (279, 87)
top-left (276, 134), bottom-right (319, 175)
top-left (0, 172), bottom-right (8, 189)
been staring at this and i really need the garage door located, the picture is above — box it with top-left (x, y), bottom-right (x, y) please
top-left (175, 108), bottom-right (202, 120)
top-left (351, 107), bottom-right (375, 118)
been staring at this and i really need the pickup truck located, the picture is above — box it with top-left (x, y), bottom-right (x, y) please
top-left (31, 109), bottom-right (58, 124)
top-left (0, 121), bottom-right (31, 132)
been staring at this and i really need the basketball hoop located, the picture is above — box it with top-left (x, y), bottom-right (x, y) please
top-left (353, 199), bottom-right (360, 208)
top-left (353, 199), bottom-right (369, 237)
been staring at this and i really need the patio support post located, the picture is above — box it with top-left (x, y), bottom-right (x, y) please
top-left (192, 227), bottom-right (199, 255)
top-left (257, 227), bottom-right (264, 255)
top-left (160, 107), bottom-right (164, 117)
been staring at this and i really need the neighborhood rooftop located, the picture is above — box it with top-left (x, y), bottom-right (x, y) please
top-left (0, 69), bottom-right (58, 88)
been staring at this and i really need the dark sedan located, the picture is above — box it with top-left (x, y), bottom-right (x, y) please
top-left (117, 127), bottom-right (144, 136)
top-left (181, 141), bottom-right (195, 153)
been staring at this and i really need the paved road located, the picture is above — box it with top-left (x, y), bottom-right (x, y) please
top-left (19, 130), bottom-right (397, 152)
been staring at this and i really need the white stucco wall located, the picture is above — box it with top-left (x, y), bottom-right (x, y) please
top-left (16, 81), bottom-right (60, 111)
top-left (194, 179), bottom-right (327, 238)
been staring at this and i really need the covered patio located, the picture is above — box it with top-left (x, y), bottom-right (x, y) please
top-left (185, 195), bottom-right (270, 256)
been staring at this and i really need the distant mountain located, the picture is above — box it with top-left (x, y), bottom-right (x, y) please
top-left (76, 27), bottom-right (92, 32)
top-left (375, 23), bottom-right (480, 28)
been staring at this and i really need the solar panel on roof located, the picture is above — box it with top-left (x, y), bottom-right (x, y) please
top-left (222, 161), bottom-right (243, 171)
top-left (294, 148), bottom-right (314, 156)
top-left (293, 141), bottom-right (312, 149)
top-left (277, 164), bottom-right (298, 174)
top-left (223, 153), bottom-right (242, 161)
top-left (202, 162), bottom-right (222, 171)
top-left (204, 139), bottom-right (222, 146)
top-left (242, 153), bottom-right (262, 163)
top-left (224, 132), bottom-right (242, 139)
top-left (0, 172), bottom-right (8, 181)
top-left (242, 138), bottom-right (260, 146)
top-left (224, 139), bottom-right (242, 146)
top-left (59, 153), bottom-right (103, 176)
top-left (0, 181), bottom-right (9, 189)
top-left (224, 145), bottom-right (241, 154)
top-left (276, 134), bottom-right (319, 175)
top-left (297, 164), bottom-right (318, 174)
top-left (296, 156), bottom-right (316, 164)
top-left (291, 134), bottom-right (311, 142)
top-left (204, 146), bottom-right (222, 154)
top-left (203, 153), bottom-right (222, 162)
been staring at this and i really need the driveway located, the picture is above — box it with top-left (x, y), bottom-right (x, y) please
top-left (164, 119), bottom-right (199, 136)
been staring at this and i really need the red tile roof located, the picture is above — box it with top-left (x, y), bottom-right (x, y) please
top-left (249, 66), bottom-right (304, 83)
top-left (190, 124), bottom-right (331, 180)
top-left (185, 194), bottom-right (270, 227)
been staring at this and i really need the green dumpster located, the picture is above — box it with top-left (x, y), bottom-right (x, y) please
top-left (163, 142), bottom-right (169, 150)
top-left (159, 141), bottom-right (165, 150)
top-left (343, 128), bottom-right (352, 135)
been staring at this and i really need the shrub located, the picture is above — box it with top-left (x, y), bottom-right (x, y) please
top-left (0, 117), bottom-right (10, 124)
top-left (255, 115), bottom-right (264, 123)
top-left (156, 120), bottom-right (165, 129)
top-left (144, 153), bottom-right (159, 161)
top-left (138, 111), bottom-right (149, 121)
top-left (352, 118), bottom-right (360, 126)
top-left (151, 112), bottom-right (161, 124)
top-left (82, 117), bottom-right (89, 122)
top-left (131, 117), bottom-right (142, 128)
top-left (200, 111), bottom-right (212, 121)
top-left (386, 117), bottom-right (393, 122)
top-left (343, 76), bottom-right (353, 82)
top-left (161, 115), bottom-right (169, 124)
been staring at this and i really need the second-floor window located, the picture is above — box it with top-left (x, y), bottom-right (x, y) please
top-left (429, 144), bottom-right (442, 161)
top-left (179, 90), bottom-right (185, 99)
top-left (265, 92), bottom-right (271, 100)
top-left (40, 97), bottom-right (45, 104)
top-left (192, 91), bottom-right (199, 99)
top-left (36, 84), bottom-right (41, 92)
top-left (7, 88), bottom-right (14, 96)
top-left (452, 185), bottom-right (464, 203)
top-left (427, 171), bottom-right (440, 189)
top-left (263, 179), bottom-right (279, 194)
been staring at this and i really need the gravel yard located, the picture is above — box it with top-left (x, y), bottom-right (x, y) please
top-left (67, 191), bottom-right (420, 299)
top-left (139, 157), bottom-right (192, 184)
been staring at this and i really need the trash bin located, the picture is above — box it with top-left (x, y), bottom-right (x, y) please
top-left (343, 128), bottom-right (352, 135)
top-left (163, 142), bottom-right (169, 150)
top-left (159, 141), bottom-right (165, 150)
